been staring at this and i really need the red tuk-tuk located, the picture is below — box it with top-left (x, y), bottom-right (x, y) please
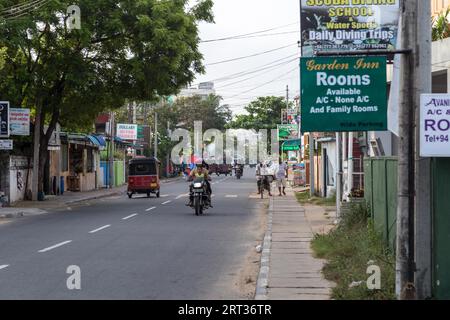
top-left (127, 157), bottom-right (161, 198)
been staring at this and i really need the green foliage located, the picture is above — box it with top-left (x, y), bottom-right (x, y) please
top-left (310, 202), bottom-right (396, 300)
top-left (432, 8), bottom-right (450, 41)
top-left (295, 191), bottom-right (336, 206)
top-left (0, 46), bottom-right (6, 70)
top-left (0, 0), bottom-right (214, 189)
top-left (227, 96), bottom-right (291, 130)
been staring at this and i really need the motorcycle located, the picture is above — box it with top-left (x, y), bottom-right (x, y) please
top-left (235, 166), bottom-right (243, 179)
top-left (189, 177), bottom-right (211, 215)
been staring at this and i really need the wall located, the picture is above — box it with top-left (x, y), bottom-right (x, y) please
top-left (9, 156), bottom-right (33, 203)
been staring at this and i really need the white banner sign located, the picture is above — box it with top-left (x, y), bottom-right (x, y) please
top-left (420, 94), bottom-right (450, 157)
top-left (10, 108), bottom-right (30, 136)
top-left (116, 124), bottom-right (138, 141)
top-left (0, 139), bottom-right (13, 150)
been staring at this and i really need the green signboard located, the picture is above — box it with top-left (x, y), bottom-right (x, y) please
top-left (277, 124), bottom-right (299, 141)
top-left (300, 56), bottom-right (387, 132)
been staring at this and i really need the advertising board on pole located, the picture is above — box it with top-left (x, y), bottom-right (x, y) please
top-left (0, 139), bottom-right (13, 150)
top-left (10, 108), bottom-right (30, 136)
top-left (420, 94), bottom-right (450, 157)
top-left (300, 0), bottom-right (400, 57)
top-left (0, 101), bottom-right (10, 138)
top-left (300, 56), bottom-right (387, 132)
top-left (116, 124), bottom-right (138, 141)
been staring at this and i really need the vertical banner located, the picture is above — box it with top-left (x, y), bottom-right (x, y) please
top-left (0, 101), bottom-right (10, 138)
top-left (300, 0), bottom-right (400, 56)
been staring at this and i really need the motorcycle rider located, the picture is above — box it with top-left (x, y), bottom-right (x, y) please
top-left (234, 160), bottom-right (244, 177)
top-left (187, 162), bottom-right (212, 207)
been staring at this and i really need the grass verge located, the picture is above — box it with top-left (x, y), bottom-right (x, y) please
top-left (311, 202), bottom-right (396, 300)
top-left (295, 191), bottom-right (336, 206)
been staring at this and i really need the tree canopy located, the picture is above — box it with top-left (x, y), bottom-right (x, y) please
top-left (0, 0), bottom-right (214, 191)
top-left (226, 96), bottom-right (291, 130)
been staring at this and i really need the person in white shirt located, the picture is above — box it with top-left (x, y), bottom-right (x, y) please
top-left (276, 159), bottom-right (288, 196)
top-left (256, 162), bottom-right (273, 196)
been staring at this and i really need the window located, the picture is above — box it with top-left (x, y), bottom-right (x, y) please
top-left (130, 163), bottom-right (156, 176)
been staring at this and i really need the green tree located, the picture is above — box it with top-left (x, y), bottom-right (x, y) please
top-left (227, 96), bottom-right (291, 130)
top-left (0, 0), bottom-right (214, 193)
top-left (432, 8), bottom-right (450, 41)
top-left (0, 46), bottom-right (6, 70)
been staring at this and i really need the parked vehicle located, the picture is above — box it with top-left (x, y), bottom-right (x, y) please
top-left (127, 157), bottom-right (160, 199)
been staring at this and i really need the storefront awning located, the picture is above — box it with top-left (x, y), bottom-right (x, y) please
top-left (87, 135), bottom-right (106, 147)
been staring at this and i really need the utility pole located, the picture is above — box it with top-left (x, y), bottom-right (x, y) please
top-left (396, 0), bottom-right (432, 300)
top-left (31, 108), bottom-right (41, 201)
top-left (309, 134), bottom-right (314, 197)
top-left (109, 112), bottom-right (115, 189)
top-left (414, 0), bottom-right (432, 300)
top-left (395, 0), bottom-right (418, 300)
top-left (335, 132), bottom-right (342, 220)
top-left (154, 111), bottom-right (158, 158)
top-left (347, 132), bottom-right (354, 197)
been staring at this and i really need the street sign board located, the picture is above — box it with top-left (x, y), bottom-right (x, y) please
top-left (0, 101), bottom-right (10, 138)
top-left (10, 108), bottom-right (30, 136)
top-left (300, 56), bottom-right (387, 132)
top-left (278, 124), bottom-right (299, 141)
top-left (420, 94), bottom-right (450, 157)
top-left (116, 124), bottom-right (138, 141)
top-left (0, 139), bottom-right (13, 150)
top-left (300, 0), bottom-right (400, 57)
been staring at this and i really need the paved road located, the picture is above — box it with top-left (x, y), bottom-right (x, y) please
top-left (0, 169), bottom-right (267, 299)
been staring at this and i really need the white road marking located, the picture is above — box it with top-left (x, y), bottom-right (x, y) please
top-left (162, 200), bottom-right (172, 205)
top-left (211, 194), bottom-right (215, 198)
top-left (38, 240), bottom-right (72, 253)
top-left (145, 207), bottom-right (156, 212)
top-left (0, 265), bottom-right (9, 270)
top-left (89, 225), bottom-right (111, 234)
top-left (175, 194), bottom-right (187, 199)
top-left (122, 213), bottom-right (138, 220)
top-left (225, 195), bottom-right (238, 198)
top-left (160, 194), bottom-right (170, 198)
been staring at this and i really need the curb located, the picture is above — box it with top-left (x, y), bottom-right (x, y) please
top-left (254, 196), bottom-right (273, 300)
top-left (64, 189), bottom-right (125, 205)
top-left (0, 208), bottom-right (48, 219)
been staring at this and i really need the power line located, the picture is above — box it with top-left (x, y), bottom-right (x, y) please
top-left (200, 21), bottom-right (299, 43)
top-left (201, 53), bottom-right (299, 84)
top-left (206, 43), bottom-right (297, 66)
top-left (201, 31), bottom-right (299, 43)
top-left (1, 0), bottom-right (49, 19)
top-left (215, 58), bottom-right (298, 89)
top-left (227, 66), bottom-right (298, 99)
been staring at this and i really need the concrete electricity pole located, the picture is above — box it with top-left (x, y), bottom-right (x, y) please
top-left (31, 108), bottom-right (41, 201)
top-left (396, 0), bottom-right (431, 300)
top-left (154, 111), bottom-right (158, 158)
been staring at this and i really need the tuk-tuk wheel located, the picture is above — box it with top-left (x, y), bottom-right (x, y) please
top-left (147, 192), bottom-right (151, 198)
top-left (156, 190), bottom-right (160, 198)
top-left (128, 193), bottom-right (133, 199)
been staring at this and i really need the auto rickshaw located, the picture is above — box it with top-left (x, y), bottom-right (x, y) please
top-left (127, 157), bottom-right (160, 198)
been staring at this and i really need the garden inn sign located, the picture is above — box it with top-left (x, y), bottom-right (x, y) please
top-left (300, 56), bottom-right (387, 132)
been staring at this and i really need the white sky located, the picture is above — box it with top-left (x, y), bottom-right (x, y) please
top-left (194, 0), bottom-right (301, 115)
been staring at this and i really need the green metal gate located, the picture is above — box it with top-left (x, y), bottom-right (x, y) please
top-left (432, 158), bottom-right (450, 300)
